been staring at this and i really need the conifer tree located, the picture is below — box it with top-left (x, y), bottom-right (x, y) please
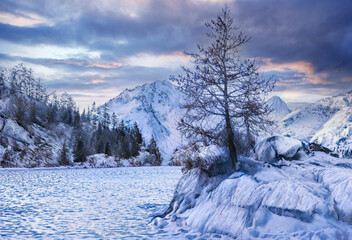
top-left (112, 112), bottom-right (118, 129)
top-left (73, 137), bottom-right (87, 162)
top-left (132, 122), bottom-right (143, 145)
top-left (59, 140), bottom-right (70, 165)
top-left (147, 136), bottom-right (162, 166)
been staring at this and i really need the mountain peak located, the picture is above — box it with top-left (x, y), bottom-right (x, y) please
top-left (267, 96), bottom-right (290, 119)
top-left (102, 80), bottom-right (184, 164)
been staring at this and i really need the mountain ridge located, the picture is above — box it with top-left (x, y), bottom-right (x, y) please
top-left (102, 80), bottom-right (352, 159)
top-left (278, 90), bottom-right (352, 156)
top-left (102, 80), bottom-right (185, 164)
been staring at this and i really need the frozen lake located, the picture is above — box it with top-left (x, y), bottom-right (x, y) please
top-left (0, 166), bottom-right (182, 239)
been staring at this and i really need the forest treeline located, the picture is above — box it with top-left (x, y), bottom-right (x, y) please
top-left (0, 64), bottom-right (162, 166)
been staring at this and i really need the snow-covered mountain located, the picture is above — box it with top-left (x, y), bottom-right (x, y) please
top-left (278, 90), bottom-right (352, 156)
top-left (267, 96), bottom-right (291, 120)
top-left (103, 81), bottom-right (352, 161)
top-left (287, 102), bottom-right (310, 111)
top-left (102, 80), bottom-right (185, 164)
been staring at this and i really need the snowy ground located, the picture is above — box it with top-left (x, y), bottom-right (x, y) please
top-left (0, 166), bottom-right (182, 239)
top-left (154, 153), bottom-right (352, 239)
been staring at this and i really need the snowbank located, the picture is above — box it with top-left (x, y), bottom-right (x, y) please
top-left (73, 152), bottom-right (158, 168)
top-left (154, 152), bottom-right (352, 239)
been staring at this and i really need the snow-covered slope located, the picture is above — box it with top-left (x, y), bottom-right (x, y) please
top-left (155, 152), bottom-right (352, 239)
top-left (311, 107), bottom-right (352, 156)
top-left (267, 96), bottom-right (290, 120)
top-left (278, 90), bottom-right (352, 156)
top-left (287, 102), bottom-right (310, 111)
top-left (103, 80), bottom-right (185, 164)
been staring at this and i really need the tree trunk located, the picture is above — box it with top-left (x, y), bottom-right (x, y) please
top-left (224, 65), bottom-right (237, 169)
top-left (225, 114), bottom-right (237, 169)
top-left (225, 106), bottom-right (237, 169)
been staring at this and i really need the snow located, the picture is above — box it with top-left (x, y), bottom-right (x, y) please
top-left (0, 118), bottom-right (71, 168)
top-left (0, 166), bottom-right (182, 239)
top-left (154, 152), bottom-right (352, 239)
top-left (286, 102), bottom-right (310, 111)
top-left (311, 106), bottom-right (352, 156)
top-left (267, 96), bottom-right (290, 120)
top-left (255, 136), bottom-right (305, 162)
top-left (276, 90), bottom-right (352, 157)
top-left (101, 83), bottom-right (352, 161)
top-left (102, 80), bottom-right (185, 164)
top-left (2, 119), bottom-right (33, 145)
top-left (77, 152), bottom-right (158, 168)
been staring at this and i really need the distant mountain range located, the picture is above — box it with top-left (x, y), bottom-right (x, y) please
top-left (102, 80), bottom-right (352, 160)
top-left (278, 90), bottom-right (352, 156)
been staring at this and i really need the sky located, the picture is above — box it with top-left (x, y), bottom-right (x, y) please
top-left (0, 0), bottom-right (351, 108)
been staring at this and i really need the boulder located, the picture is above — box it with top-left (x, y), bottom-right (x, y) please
top-left (255, 136), bottom-right (306, 163)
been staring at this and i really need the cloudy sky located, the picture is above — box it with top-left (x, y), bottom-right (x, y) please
top-left (0, 0), bottom-right (351, 108)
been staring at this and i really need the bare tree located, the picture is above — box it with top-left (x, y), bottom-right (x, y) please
top-left (172, 6), bottom-right (274, 169)
top-left (237, 60), bottom-right (275, 151)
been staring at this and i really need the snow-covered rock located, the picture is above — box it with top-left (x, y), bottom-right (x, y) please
top-left (255, 136), bottom-right (306, 163)
top-left (1, 119), bottom-right (33, 146)
top-left (0, 119), bottom-right (71, 168)
top-left (155, 152), bottom-right (352, 239)
top-left (102, 80), bottom-right (185, 164)
top-left (267, 96), bottom-right (290, 120)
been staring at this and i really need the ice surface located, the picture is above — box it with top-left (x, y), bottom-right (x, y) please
top-left (155, 152), bottom-right (352, 239)
top-left (0, 166), bottom-right (182, 239)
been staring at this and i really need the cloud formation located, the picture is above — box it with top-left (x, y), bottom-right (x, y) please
top-left (0, 0), bottom-right (351, 107)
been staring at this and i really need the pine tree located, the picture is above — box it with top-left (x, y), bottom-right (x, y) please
top-left (73, 137), bottom-right (87, 162)
top-left (147, 136), bottom-right (162, 166)
top-left (91, 102), bottom-right (98, 129)
top-left (112, 112), bottom-right (118, 129)
top-left (59, 141), bottom-right (70, 165)
top-left (86, 106), bottom-right (91, 123)
top-left (132, 122), bottom-right (143, 144)
top-left (118, 137), bottom-right (130, 159)
top-left (129, 134), bottom-right (140, 157)
top-left (73, 110), bottom-right (81, 128)
top-left (105, 142), bottom-right (111, 156)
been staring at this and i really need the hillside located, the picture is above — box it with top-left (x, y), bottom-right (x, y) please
top-left (0, 65), bottom-right (158, 168)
